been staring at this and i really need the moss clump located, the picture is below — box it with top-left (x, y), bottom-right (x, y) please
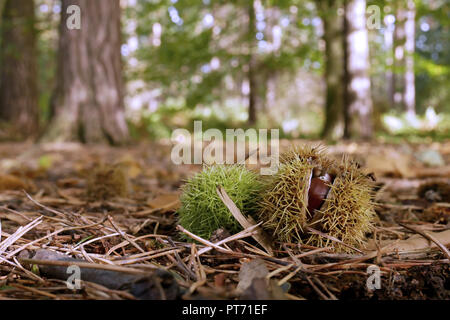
top-left (86, 163), bottom-right (129, 200)
top-left (258, 146), bottom-right (375, 252)
top-left (177, 164), bottom-right (264, 240)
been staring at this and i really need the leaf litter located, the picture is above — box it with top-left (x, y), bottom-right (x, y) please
top-left (0, 140), bottom-right (448, 300)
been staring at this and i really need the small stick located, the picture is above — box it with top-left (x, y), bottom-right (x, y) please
top-left (11, 283), bottom-right (60, 300)
top-left (398, 223), bottom-right (450, 260)
top-left (24, 191), bottom-right (68, 218)
top-left (18, 258), bottom-right (149, 275)
top-left (196, 223), bottom-right (261, 256)
top-left (168, 237), bottom-right (197, 281)
top-left (176, 225), bottom-right (233, 254)
top-left (305, 275), bottom-right (329, 300)
top-left (107, 215), bottom-right (146, 254)
top-left (314, 276), bottom-right (338, 300)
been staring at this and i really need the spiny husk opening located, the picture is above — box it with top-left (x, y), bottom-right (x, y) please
top-left (305, 159), bottom-right (376, 252)
top-left (258, 146), bottom-right (376, 252)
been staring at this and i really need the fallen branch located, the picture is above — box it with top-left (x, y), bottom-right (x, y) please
top-left (17, 249), bottom-right (180, 300)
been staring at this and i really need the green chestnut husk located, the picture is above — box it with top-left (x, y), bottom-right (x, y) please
top-left (177, 164), bottom-right (264, 240)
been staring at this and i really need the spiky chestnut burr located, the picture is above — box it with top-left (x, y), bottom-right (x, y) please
top-left (257, 146), bottom-right (376, 252)
top-left (177, 164), bottom-right (264, 240)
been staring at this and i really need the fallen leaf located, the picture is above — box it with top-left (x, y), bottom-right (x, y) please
top-left (236, 259), bottom-right (269, 293)
top-left (147, 193), bottom-right (180, 212)
top-left (0, 174), bottom-right (32, 191)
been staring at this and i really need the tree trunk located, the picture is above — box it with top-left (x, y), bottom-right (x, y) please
top-left (43, 0), bottom-right (129, 144)
top-left (0, 0), bottom-right (6, 24)
top-left (343, 0), bottom-right (373, 139)
top-left (247, 0), bottom-right (257, 125)
top-left (248, 57), bottom-right (257, 125)
top-left (0, 0), bottom-right (38, 140)
top-left (403, 0), bottom-right (415, 115)
top-left (393, 1), bottom-right (406, 111)
top-left (384, 13), bottom-right (395, 107)
top-left (320, 0), bottom-right (345, 140)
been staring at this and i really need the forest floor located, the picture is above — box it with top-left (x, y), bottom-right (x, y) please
top-left (0, 140), bottom-right (449, 300)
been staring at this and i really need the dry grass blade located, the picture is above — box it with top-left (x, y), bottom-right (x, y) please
top-left (10, 283), bottom-right (60, 300)
top-left (216, 186), bottom-right (273, 255)
top-left (23, 191), bottom-right (68, 218)
top-left (196, 223), bottom-right (262, 256)
top-left (176, 225), bottom-right (233, 254)
top-left (0, 216), bottom-right (42, 256)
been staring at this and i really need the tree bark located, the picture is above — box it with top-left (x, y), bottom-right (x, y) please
top-left (247, 0), bottom-right (257, 125)
top-left (343, 0), bottom-right (373, 139)
top-left (43, 0), bottom-right (129, 144)
top-left (403, 0), bottom-right (416, 115)
top-left (393, 1), bottom-right (406, 111)
top-left (0, 0), bottom-right (38, 140)
top-left (384, 14), bottom-right (395, 107)
top-left (320, 0), bottom-right (345, 140)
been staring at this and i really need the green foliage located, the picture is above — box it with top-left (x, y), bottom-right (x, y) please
top-left (129, 0), bottom-right (321, 115)
top-left (177, 164), bottom-right (264, 240)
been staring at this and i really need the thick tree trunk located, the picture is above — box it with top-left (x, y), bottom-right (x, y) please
top-left (43, 0), bottom-right (129, 144)
top-left (0, 0), bottom-right (38, 140)
top-left (343, 0), bottom-right (373, 139)
top-left (320, 0), bottom-right (345, 140)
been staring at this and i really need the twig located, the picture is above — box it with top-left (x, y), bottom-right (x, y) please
top-left (11, 283), bottom-right (60, 300)
top-left (176, 225), bottom-right (233, 254)
top-left (168, 237), bottom-right (197, 281)
top-left (17, 257), bottom-right (150, 275)
top-left (305, 275), bottom-right (329, 300)
top-left (196, 223), bottom-right (261, 256)
top-left (107, 215), bottom-right (145, 254)
top-left (398, 223), bottom-right (450, 260)
top-left (23, 191), bottom-right (69, 219)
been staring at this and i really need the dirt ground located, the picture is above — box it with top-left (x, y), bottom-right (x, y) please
top-left (0, 140), bottom-right (449, 300)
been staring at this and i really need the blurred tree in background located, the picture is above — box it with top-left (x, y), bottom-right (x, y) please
top-left (0, 0), bottom-right (448, 143)
top-left (0, 0), bottom-right (38, 140)
top-left (43, 0), bottom-right (129, 144)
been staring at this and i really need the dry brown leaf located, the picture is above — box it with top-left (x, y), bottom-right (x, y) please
top-left (0, 174), bottom-right (31, 191)
top-left (0, 213), bottom-right (30, 225)
top-left (365, 229), bottom-right (450, 255)
top-left (236, 259), bottom-right (269, 292)
top-left (147, 193), bottom-right (180, 212)
top-left (366, 151), bottom-right (415, 178)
